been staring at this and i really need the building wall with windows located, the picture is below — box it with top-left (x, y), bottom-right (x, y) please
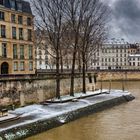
top-left (90, 43), bottom-right (140, 70)
top-left (129, 54), bottom-right (140, 68)
top-left (34, 30), bottom-right (49, 70)
top-left (0, 0), bottom-right (35, 75)
top-left (36, 44), bottom-right (48, 70)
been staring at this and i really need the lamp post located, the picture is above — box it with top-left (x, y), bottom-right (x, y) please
top-left (100, 73), bottom-right (103, 93)
top-left (122, 72), bottom-right (125, 91)
top-left (109, 73), bottom-right (112, 93)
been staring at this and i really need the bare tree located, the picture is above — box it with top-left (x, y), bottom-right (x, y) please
top-left (78, 0), bottom-right (109, 93)
top-left (32, 0), bottom-right (109, 98)
top-left (64, 0), bottom-right (86, 96)
top-left (64, 0), bottom-right (109, 95)
top-left (32, 0), bottom-right (65, 99)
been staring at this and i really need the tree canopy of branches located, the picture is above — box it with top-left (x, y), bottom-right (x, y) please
top-left (32, 0), bottom-right (109, 98)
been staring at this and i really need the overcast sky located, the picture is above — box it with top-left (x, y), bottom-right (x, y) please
top-left (104, 0), bottom-right (140, 43)
top-left (27, 0), bottom-right (140, 43)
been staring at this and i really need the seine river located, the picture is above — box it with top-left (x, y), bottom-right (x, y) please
top-left (27, 81), bottom-right (140, 140)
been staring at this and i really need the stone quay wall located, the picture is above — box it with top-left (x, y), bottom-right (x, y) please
top-left (0, 76), bottom-right (95, 107)
top-left (0, 71), bottom-right (140, 107)
top-left (97, 71), bottom-right (140, 81)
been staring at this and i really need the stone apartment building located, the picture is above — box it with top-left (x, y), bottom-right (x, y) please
top-left (0, 0), bottom-right (35, 75)
top-left (34, 29), bottom-right (58, 70)
top-left (90, 43), bottom-right (140, 70)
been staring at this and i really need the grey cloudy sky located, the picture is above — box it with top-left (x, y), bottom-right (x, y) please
top-left (27, 0), bottom-right (140, 43)
top-left (105, 0), bottom-right (140, 42)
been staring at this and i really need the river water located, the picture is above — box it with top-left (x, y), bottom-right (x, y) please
top-left (27, 81), bottom-right (140, 140)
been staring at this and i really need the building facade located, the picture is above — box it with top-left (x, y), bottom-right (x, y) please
top-left (0, 0), bottom-right (35, 75)
top-left (90, 43), bottom-right (140, 70)
top-left (35, 42), bottom-right (48, 70)
top-left (35, 30), bottom-right (49, 70)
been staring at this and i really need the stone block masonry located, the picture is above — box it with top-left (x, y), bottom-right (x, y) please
top-left (0, 71), bottom-right (140, 107)
top-left (0, 76), bottom-right (95, 107)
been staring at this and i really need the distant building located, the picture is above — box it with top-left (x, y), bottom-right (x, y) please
top-left (90, 42), bottom-right (140, 70)
top-left (0, 0), bottom-right (35, 75)
top-left (129, 54), bottom-right (140, 68)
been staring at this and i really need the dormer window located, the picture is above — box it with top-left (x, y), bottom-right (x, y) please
top-left (10, 0), bottom-right (16, 9)
top-left (17, 2), bottom-right (22, 11)
top-left (0, 11), bottom-right (4, 20)
top-left (0, 0), bottom-right (4, 5)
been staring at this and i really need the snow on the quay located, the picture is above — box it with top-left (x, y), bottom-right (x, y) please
top-left (0, 89), bottom-right (132, 132)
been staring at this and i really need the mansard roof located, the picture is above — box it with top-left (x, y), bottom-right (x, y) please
top-left (2, 0), bottom-right (32, 15)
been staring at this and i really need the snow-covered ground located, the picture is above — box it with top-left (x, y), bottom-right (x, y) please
top-left (46, 89), bottom-right (108, 103)
top-left (0, 90), bottom-right (131, 132)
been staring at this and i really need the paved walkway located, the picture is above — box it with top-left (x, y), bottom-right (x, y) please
top-left (45, 89), bottom-right (108, 103)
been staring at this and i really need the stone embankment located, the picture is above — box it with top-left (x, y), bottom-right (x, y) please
top-left (0, 90), bottom-right (135, 140)
top-left (97, 71), bottom-right (140, 81)
top-left (0, 71), bottom-right (139, 107)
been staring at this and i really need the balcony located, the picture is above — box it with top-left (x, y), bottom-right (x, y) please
top-left (13, 55), bottom-right (18, 59)
top-left (20, 55), bottom-right (24, 59)
top-left (19, 36), bottom-right (23, 40)
top-left (2, 54), bottom-right (7, 58)
top-left (1, 35), bottom-right (6, 38)
top-left (29, 56), bottom-right (33, 59)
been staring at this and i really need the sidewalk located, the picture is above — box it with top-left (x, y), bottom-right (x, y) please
top-left (45, 89), bottom-right (108, 103)
top-left (0, 114), bottom-right (20, 124)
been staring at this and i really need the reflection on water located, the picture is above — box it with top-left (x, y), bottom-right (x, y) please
top-left (27, 81), bottom-right (140, 140)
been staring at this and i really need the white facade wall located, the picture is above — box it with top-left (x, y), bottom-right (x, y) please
top-left (36, 45), bottom-right (48, 70)
top-left (129, 55), bottom-right (140, 68)
top-left (90, 43), bottom-right (140, 70)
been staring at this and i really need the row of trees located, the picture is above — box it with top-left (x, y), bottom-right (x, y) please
top-left (32, 0), bottom-right (109, 99)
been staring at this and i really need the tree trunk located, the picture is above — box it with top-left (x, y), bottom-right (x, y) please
top-left (60, 56), bottom-right (63, 73)
top-left (56, 50), bottom-right (60, 99)
top-left (86, 61), bottom-right (88, 72)
top-left (60, 49), bottom-right (63, 73)
top-left (70, 47), bottom-right (77, 96)
top-left (82, 52), bottom-right (86, 94)
top-left (78, 51), bottom-right (81, 72)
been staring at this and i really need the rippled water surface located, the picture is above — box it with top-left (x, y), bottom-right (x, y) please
top-left (27, 81), bottom-right (140, 140)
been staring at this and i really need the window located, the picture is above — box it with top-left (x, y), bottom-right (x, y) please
top-left (13, 62), bottom-right (18, 71)
top-left (13, 44), bottom-right (17, 59)
top-left (2, 43), bottom-right (7, 58)
top-left (112, 58), bottom-right (114, 62)
top-left (29, 61), bottom-right (33, 71)
top-left (20, 45), bottom-right (24, 59)
top-left (27, 17), bottom-right (32, 26)
top-left (11, 14), bottom-right (16, 23)
top-left (45, 60), bottom-right (48, 65)
top-left (29, 45), bottom-right (33, 59)
top-left (28, 29), bottom-right (32, 41)
top-left (18, 16), bottom-right (23, 24)
top-left (1, 25), bottom-right (6, 38)
top-left (0, 0), bottom-right (4, 5)
top-left (17, 2), bottom-right (22, 11)
top-left (20, 61), bottom-right (24, 71)
top-left (39, 50), bottom-right (42, 55)
top-left (12, 27), bottom-right (16, 39)
top-left (10, 0), bottom-right (16, 9)
top-left (0, 11), bottom-right (4, 20)
top-left (19, 28), bottom-right (23, 40)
